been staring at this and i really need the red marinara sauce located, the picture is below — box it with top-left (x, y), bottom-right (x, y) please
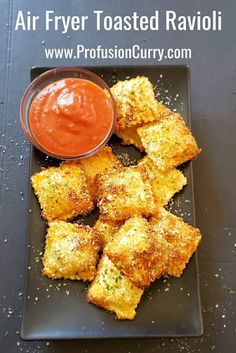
top-left (28, 78), bottom-right (114, 157)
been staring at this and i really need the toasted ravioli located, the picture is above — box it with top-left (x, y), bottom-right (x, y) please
top-left (136, 156), bottom-right (187, 206)
top-left (151, 209), bottom-right (202, 277)
top-left (115, 126), bottom-right (144, 151)
top-left (31, 162), bottom-right (93, 221)
top-left (138, 113), bottom-right (201, 171)
top-left (105, 217), bottom-right (170, 288)
top-left (111, 76), bottom-right (170, 131)
top-left (42, 221), bottom-right (101, 281)
top-left (79, 146), bottom-right (121, 201)
top-left (87, 255), bottom-right (143, 320)
top-left (96, 167), bottom-right (157, 221)
top-left (94, 216), bottom-right (123, 248)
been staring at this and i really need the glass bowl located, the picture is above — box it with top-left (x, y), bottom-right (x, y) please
top-left (20, 67), bottom-right (117, 160)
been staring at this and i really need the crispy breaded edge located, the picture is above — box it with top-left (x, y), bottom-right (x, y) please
top-left (150, 209), bottom-right (202, 277)
top-left (78, 146), bottom-right (122, 202)
top-left (105, 246), bottom-right (163, 288)
top-left (86, 292), bottom-right (138, 321)
top-left (86, 289), bottom-right (138, 320)
top-left (93, 216), bottom-right (123, 248)
top-left (86, 255), bottom-right (143, 320)
top-left (79, 146), bottom-right (121, 172)
top-left (136, 157), bottom-right (187, 206)
top-left (42, 221), bottom-right (102, 281)
top-left (111, 76), bottom-right (159, 131)
top-left (31, 162), bottom-right (94, 222)
top-left (104, 217), bottom-right (167, 288)
top-left (137, 113), bottom-right (202, 169)
top-left (166, 224), bottom-right (202, 277)
top-left (104, 223), bottom-right (154, 288)
top-left (95, 168), bottom-right (158, 221)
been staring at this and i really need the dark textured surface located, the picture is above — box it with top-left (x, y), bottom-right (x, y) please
top-left (0, 0), bottom-right (236, 352)
top-left (21, 66), bottom-right (202, 339)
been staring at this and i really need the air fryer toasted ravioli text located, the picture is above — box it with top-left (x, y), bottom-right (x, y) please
top-left (87, 255), bottom-right (143, 320)
top-left (96, 167), bottom-right (157, 221)
top-left (151, 209), bottom-right (202, 277)
top-left (138, 113), bottom-right (201, 171)
top-left (31, 162), bottom-right (94, 221)
top-left (42, 221), bottom-right (101, 281)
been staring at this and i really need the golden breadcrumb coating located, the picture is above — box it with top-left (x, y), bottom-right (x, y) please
top-left (93, 216), bottom-right (123, 248)
top-left (86, 254), bottom-right (143, 320)
top-left (31, 162), bottom-right (94, 222)
top-left (79, 146), bottom-right (121, 201)
top-left (138, 113), bottom-right (201, 171)
top-left (42, 221), bottom-right (101, 281)
top-left (96, 167), bottom-right (157, 221)
top-left (136, 156), bottom-right (187, 206)
top-left (105, 217), bottom-right (170, 288)
top-left (35, 73), bottom-right (203, 321)
top-left (151, 208), bottom-right (202, 277)
top-left (111, 76), bottom-right (170, 131)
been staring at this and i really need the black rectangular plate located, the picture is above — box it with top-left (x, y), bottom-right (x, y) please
top-left (21, 65), bottom-right (203, 340)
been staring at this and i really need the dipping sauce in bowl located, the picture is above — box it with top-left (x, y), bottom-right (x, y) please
top-left (29, 78), bottom-right (114, 157)
top-left (20, 67), bottom-right (116, 159)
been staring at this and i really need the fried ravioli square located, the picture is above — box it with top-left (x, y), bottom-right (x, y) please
top-left (86, 254), bottom-right (143, 320)
top-left (115, 126), bottom-right (144, 151)
top-left (93, 216), bottom-right (123, 248)
top-left (138, 113), bottom-right (201, 171)
top-left (136, 156), bottom-right (187, 206)
top-left (79, 146), bottom-right (121, 201)
top-left (115, 100), bottom-right (171, 151)
top-left (96, 167), bottom-right (157, 221)
top-left (151, 209), bottom-right (202, 277)
top-left (31, 162), bottom-right (94, 222)
top-left (105, 217), bottom-right (170, 288)
top-left (111, 76), bottom-right (170, 131)
top-left (42, 221), bottom-right (101, 281)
